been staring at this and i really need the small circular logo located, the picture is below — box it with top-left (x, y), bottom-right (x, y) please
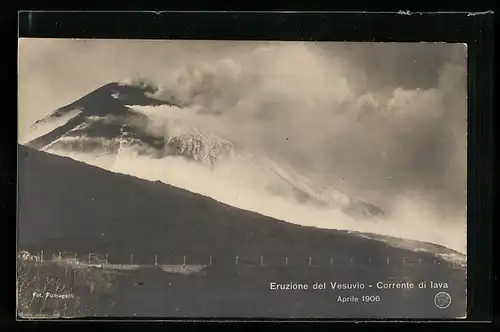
top-left (434, 291), bottom-right (452, 309)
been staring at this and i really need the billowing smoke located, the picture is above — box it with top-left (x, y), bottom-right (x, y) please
top-left (141, 42), bottom-right (467, 218)
top-left (114, 42), bottom-right (467, 252)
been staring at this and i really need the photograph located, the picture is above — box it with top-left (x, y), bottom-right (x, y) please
top-left (17, 39), bottom-right (467, 319)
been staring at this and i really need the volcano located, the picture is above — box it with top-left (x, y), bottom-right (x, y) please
top-left (24, 80), bottom-right (387, 222)
top-left (26, 80), bottom-right (170, 153)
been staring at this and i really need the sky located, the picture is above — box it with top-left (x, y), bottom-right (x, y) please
top-left (18, 39), bottom-right (465, 136)
top-left (18, 39), bottom-right (267, 135)
top-left (18, 39), bottom-right (468, 246)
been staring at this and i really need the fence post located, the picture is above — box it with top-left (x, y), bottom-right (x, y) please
top-left (105, 253), bottom-right (108, 264)
top-left (40, 250), bottom-right (44, 263)
top-left (418, 257), bottom-right (422, 265)
top-left (235, 256), bottom-right (239, 265)
top-left (309, 256), bottom-right (312, 266)
top-left (183, 255), bottom-right (186, 266)
top-left (59, 251), bottom-right (62, 261)
top-left (260, 256), bottom-right (264, 267)
top-left (74, 252), bottom-right (77, 262)
top-left (386, 257), bottom-right (390, 265)
top-left (154, 255), bottom-right (158, 266)
top-left (285, 256), bottom-right (288, 266)
top-left (403, 257), bottom-right (407, 265)
top-left (88, 253), bottom-right (91, 264)
top-left (209, 254), bottom-right (212, 266)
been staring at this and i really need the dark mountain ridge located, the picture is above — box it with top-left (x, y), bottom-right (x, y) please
top-left (17, 144), bottom-right (461, 265)
top-left (26, 82), bottom-right (171, 151)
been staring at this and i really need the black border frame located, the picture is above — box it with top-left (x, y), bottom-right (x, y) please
top-left (12, 10), bottom-right (494, 326)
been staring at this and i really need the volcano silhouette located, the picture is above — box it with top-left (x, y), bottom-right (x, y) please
top-left (26, 81), bottom-right (172, 152)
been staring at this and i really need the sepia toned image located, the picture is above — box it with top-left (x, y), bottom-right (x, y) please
top-left (17, 39), bottom-right (467, 319)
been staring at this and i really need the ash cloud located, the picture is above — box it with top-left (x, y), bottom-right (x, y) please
top-left (144, 42), bottom-right (467, 217)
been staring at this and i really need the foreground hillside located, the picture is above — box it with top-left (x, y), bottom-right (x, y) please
top-left (17, 145), bottom-right (466, 318)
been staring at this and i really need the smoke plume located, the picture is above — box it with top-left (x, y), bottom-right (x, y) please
top-left (142, 42), bottom-right (467, 218)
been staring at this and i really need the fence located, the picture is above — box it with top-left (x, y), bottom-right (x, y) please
top-left (18, 250), bottom-right (466, 270)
